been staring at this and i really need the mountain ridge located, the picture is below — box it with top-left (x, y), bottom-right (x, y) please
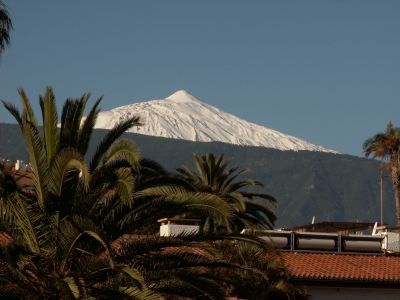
top-left (87, 90), bottom-right (338, 153)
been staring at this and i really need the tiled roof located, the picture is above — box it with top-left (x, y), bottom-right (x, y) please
top-left (13, 169), bottom-right (33, 188)
top-left (12, 169), bottom-right (116, 197)
top-left (119, 236), bottom-right (210, 256)
top-left (100, 235), bottom-right (210, 259)
top-left (280, 252), bottom-right (400, 282)
top-left (160, 245), bottom-right (210, 257)
top-left (157, 293), bottom-right (193, 300)
top-left (0, 231), bottom-right (12, 245)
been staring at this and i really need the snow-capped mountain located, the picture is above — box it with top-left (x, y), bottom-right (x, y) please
top-left (89, 90), bottom-right (338, 153)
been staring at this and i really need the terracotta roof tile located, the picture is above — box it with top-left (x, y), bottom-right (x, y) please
top-left (160, 245), bottom-right (210, 256)
top-left (13, 169), bottom-right (33, 187)
top-left (98, 235), bottom-right (210, 259)
top-left (11, 169), bottom-right (116, 197)
top-left (280, 252), bottom-right (400, 282)
top-left (0, 231), bottom-right (12, 245)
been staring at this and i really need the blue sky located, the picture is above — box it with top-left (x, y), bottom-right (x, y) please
top-left (0, 1), bottom-right (399, 157)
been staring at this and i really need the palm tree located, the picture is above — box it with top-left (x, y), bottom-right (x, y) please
top-left (96, 157), bottom-right (233, 238)
top-left (113, 232), bottom-right (277, 300)
top-left (213, 240), bottom-right (308, 300)
top-left (175, 152), bottom-right (278, 232)
top-left (0, 87), bottom-right (160, 299)
top-left (0, 87), bottom-right (241, 299)
top-left (0, 1), bottom-right (13, 60)
top-left (94, 155), bottom-right (302, 299)
top-left (1, 87), bottom-right (302, 299)
top-left (363, 121), bottom-right (400, 227)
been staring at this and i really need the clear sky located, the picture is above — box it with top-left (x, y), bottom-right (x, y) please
top-left (0, 1), bottom-right (399, 157)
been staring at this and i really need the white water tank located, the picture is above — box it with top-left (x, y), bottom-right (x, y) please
top-left (342, 240), bottom-right (381, 252)
top-left (296, 238), bottom-right (336, 250)
top-left (262, 236), bottom-right (288, 248)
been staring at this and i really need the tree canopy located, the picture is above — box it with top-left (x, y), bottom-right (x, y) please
top-left (0, 87), bottom-right (307, 299)
top-left (363, 121), bottom-right (400, 226)
top-left (0, 1), bottom-right (13, 60)
top-left (175, 152), bottom-right (277, 232)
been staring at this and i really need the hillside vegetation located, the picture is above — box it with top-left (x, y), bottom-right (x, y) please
top-left (0, 123), bottom-right (394, 227)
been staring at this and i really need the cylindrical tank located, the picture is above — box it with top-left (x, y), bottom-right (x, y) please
top-left (262, 236), bottom-right (288, 248)
top-left (296, 238), bottom-right (336, 250)
top-left (342, 240), bottom-right (381, 252)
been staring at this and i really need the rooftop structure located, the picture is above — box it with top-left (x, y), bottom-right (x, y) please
top-left (262, 230), bottom-right (387, 254)
top-left (262, 222), bottom-right (400, 254)
top-left (290, 221), bottom-right (377, 234)
top-left (158, 218), bottom-right (201, 237)
top-left (373, 225), bottom-right (400, 252)
top-left (265, 222), bottom-right (400, 299)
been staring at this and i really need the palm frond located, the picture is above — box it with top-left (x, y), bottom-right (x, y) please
top-left (175, 164), bottom-right (202, 183)
top-left (102, 139), bottom-right (141, 172)
top-left (2, 193), bottom-right (42, 253)
top-left (113, 167), bottom-right (135, 207)
top-left (241, 191), bottom-right (278, 207)
top-left (177, 151), bottom-right (277, 232)
top-left (243, 200), bottom-right (277, 228)
top-left (1, 100), bottom-right (23, 129)
top-left (18, 88), bottom-right (38, 127)
top-left (59, 98), bottom-right (76, 147)
top-left (53, 273), bottom-right (80, 300)
top-left (139, 157), bottom-right (169, 176)
top-left (114, 265), bottom-right (146, 291)
top-left (70, 94), bottom-right (91, 149)
top-left (158, 272), bottom-right (227, 300)
top-left (77, 95), bottom-right (103, 155)
top-left (59, 215), bottom-right (114, 274)
top-left (59, 96), bottom-right (89, 149)
top-left (225, 191), bottom-right (246, 212)
top-left (48, 148), bottom-right (89, 197)
top-left (39, 87), bottom-right (60, 164)
top-left (221, 167), bottom-right (250, 191)
top-left (90, 116), bottom-right (142, 172)
top-left (21, 121), bottom-right (49, 209)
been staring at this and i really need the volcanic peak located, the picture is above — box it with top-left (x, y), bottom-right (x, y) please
top-left (84, 90), bottom-right (338, 154)
top-left (166, 90), bottom-right (203, 103)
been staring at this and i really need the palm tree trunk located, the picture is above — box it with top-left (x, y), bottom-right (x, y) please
top-left (390, 155), bottom-right (400, 227)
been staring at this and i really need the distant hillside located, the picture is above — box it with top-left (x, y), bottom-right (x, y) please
top-left (0, 123), bottom-right (394, 228)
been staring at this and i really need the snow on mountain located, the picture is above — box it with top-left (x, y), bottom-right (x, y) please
top-left (89, 90), bottom-right (338, 153)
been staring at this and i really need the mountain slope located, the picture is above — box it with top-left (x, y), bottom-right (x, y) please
top-left (89, 90), bottom-right (337, 153)
top-left (0, 123), bottom-right (392, 228)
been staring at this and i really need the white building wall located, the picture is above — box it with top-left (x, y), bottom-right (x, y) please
top-left (160, 225), bottom-right (170, 236)
top-left (384, 232), bottom-right (400, 251)
top-left (307, 287), bottom-right (400, 300)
